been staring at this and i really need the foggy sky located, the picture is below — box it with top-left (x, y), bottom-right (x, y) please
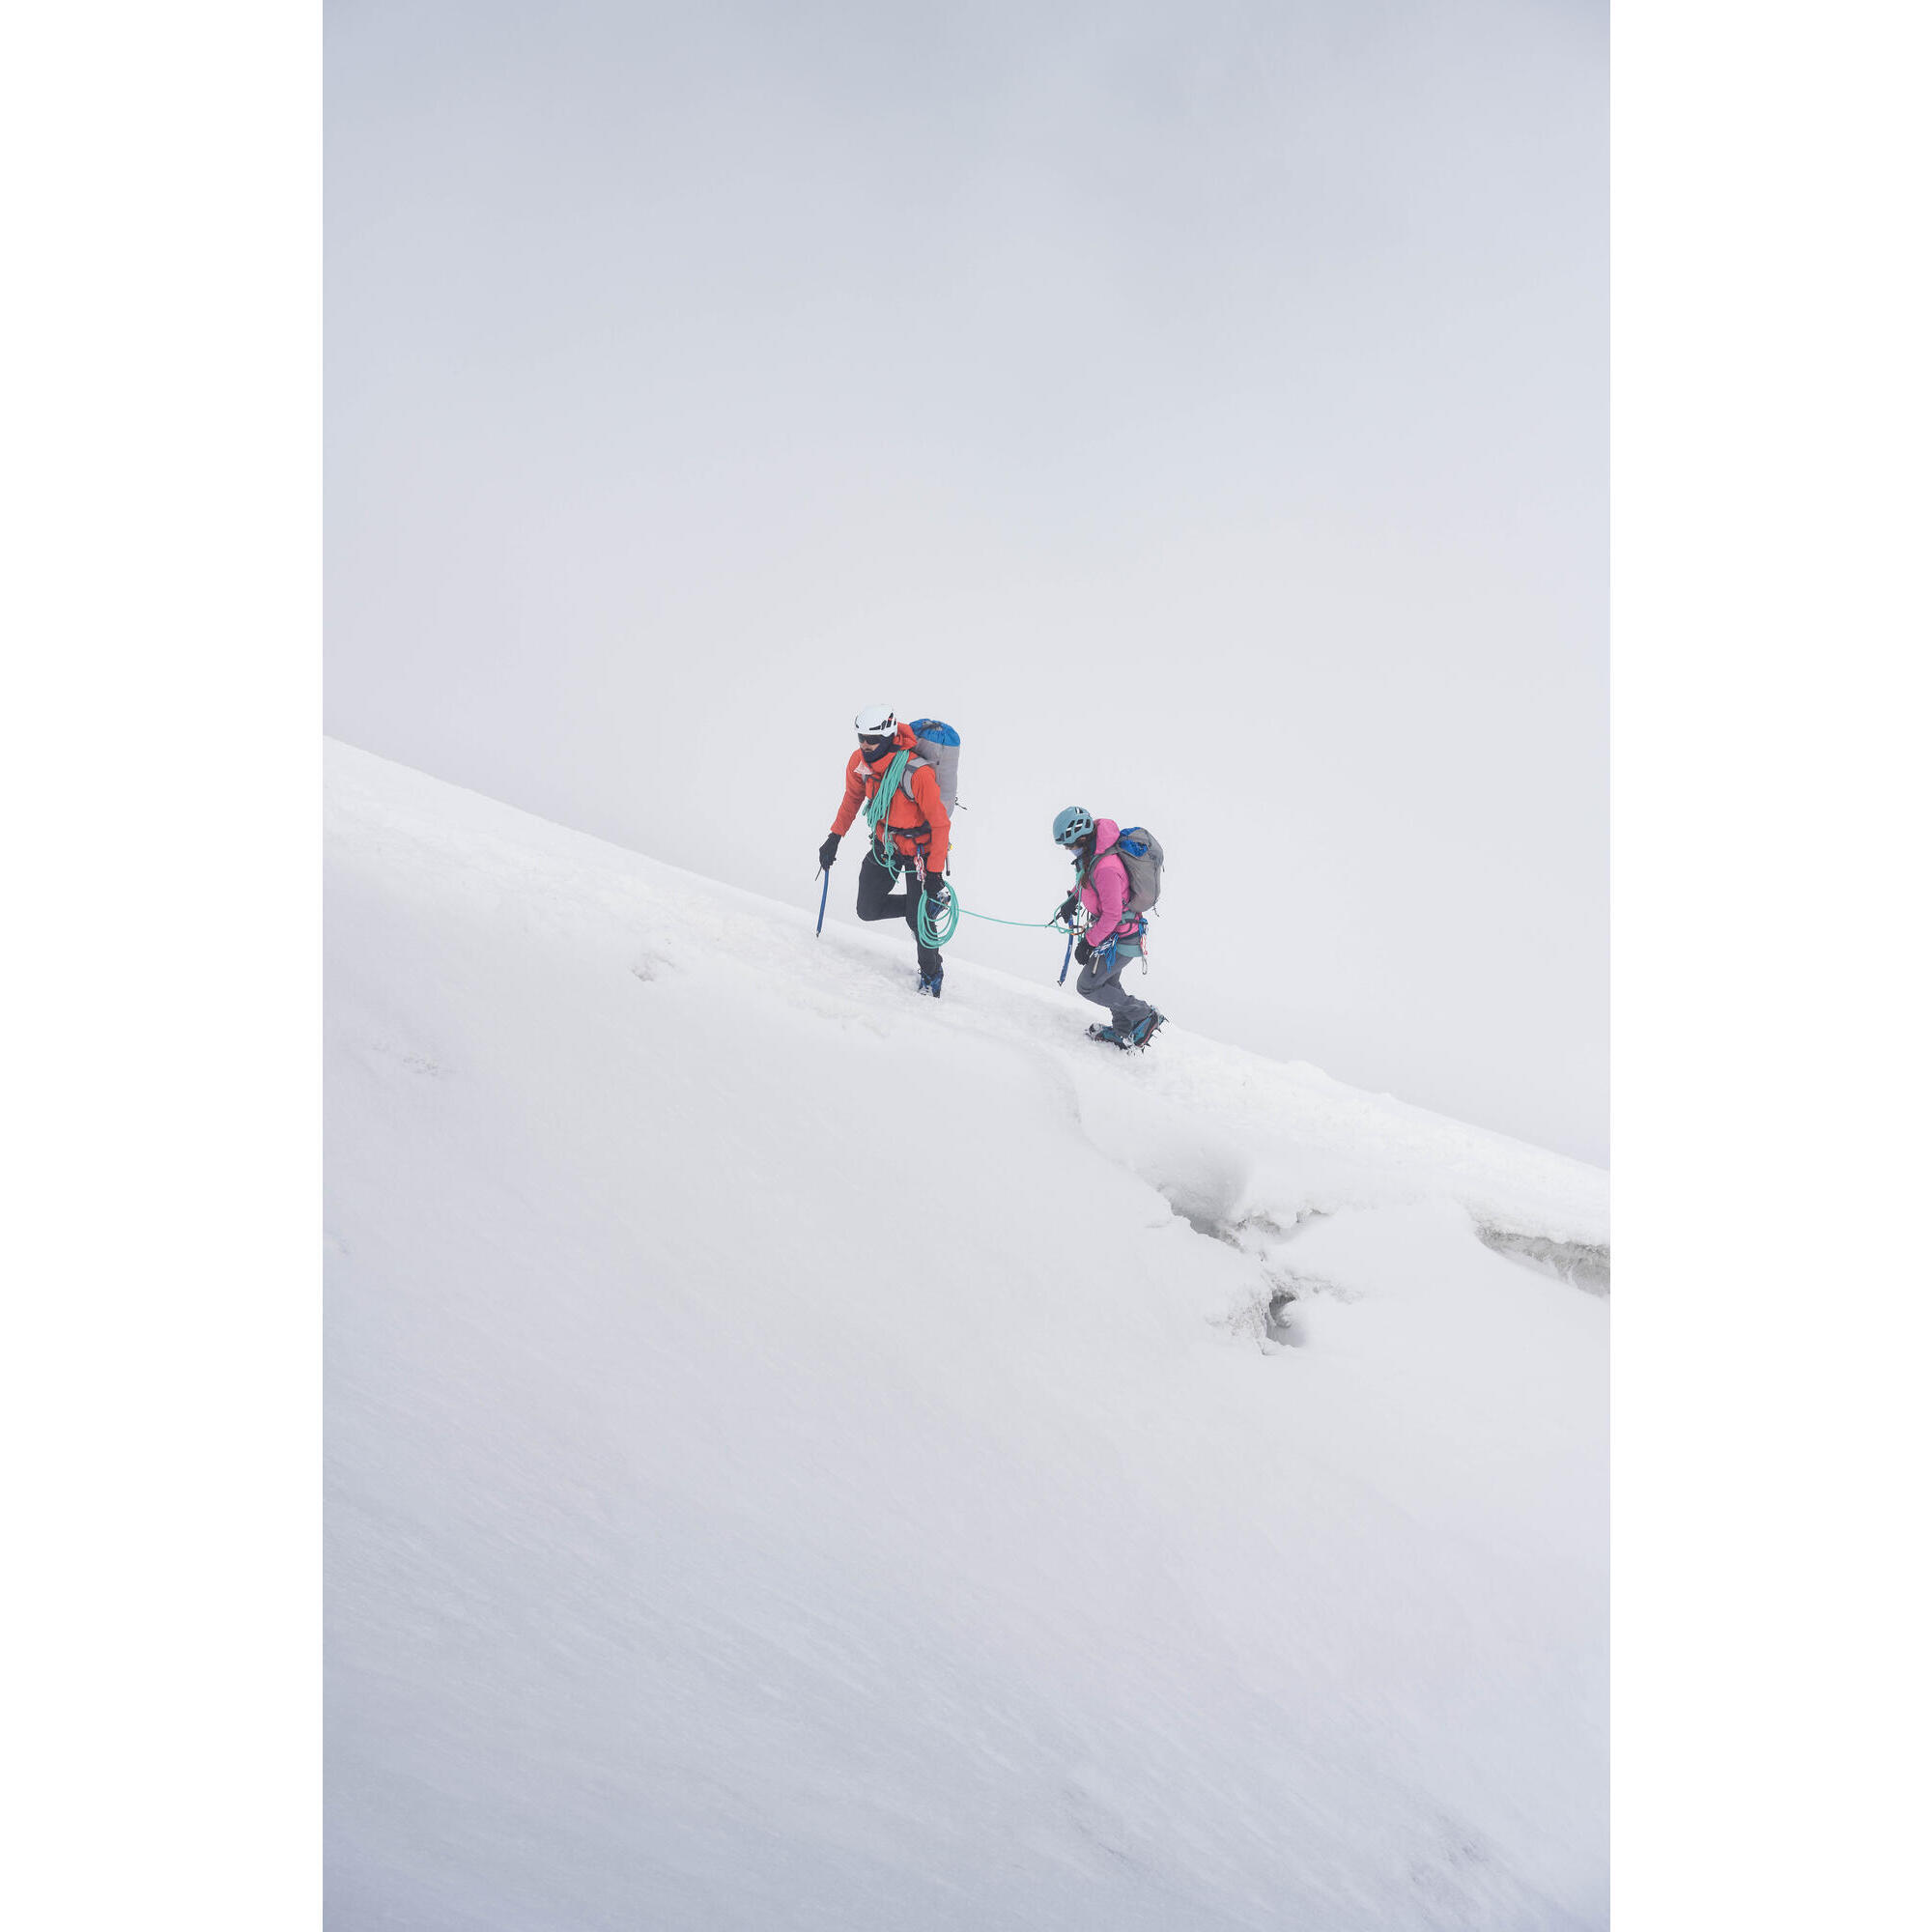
top-left (327, 0), bottom-right (1608, 1160)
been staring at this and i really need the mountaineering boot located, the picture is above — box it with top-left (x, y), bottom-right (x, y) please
top-left (918, 967), bottom-right (944, 999)
top-left (1086, 1021), bottom-right (1131, 1050)
top-left (1125, 1009), bottom-right (1166, 1050)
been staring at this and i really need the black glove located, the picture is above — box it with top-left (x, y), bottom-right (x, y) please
top-left (1057, 891), bottom-right (1080, 924)
top-left (1074, 938), bottom-right (1094, 965)
top-left (922, 871), bottom-right (949, 898)
top-left (818, 833), bottom-right (840, 870)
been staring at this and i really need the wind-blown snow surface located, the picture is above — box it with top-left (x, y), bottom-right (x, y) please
top-left (325, 740), bottom-right (1608, 1931)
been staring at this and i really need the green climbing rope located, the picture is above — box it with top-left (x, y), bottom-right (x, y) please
top-left (860, 749), bottom-right (909, 848)
top-left (962, 906), bottom-right (1063, 930)
top-left (861, 753), bottom-right (1069, 950)
top-left (918, 880), bottom-right (1065, 949)
top-left (917, 882), bottom-right (958, 949)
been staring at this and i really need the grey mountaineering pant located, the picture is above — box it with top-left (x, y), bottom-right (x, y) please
top-left (1076, 937), bottom-right (1153, 1035)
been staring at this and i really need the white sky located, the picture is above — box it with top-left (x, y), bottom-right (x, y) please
top-left (327, 0), bottom-right (1607, 1161)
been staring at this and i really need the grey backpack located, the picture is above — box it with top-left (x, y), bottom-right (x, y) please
top-left (1109, 826), bottom-right (1164, 914)
top-left (900, 718), bottom-right (961, 814)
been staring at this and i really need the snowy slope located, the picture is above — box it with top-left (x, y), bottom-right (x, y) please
top-left (325, 739), bottom-right (1608, 1931)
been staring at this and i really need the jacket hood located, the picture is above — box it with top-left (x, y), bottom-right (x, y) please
top-left (1092, 818), bottom-right (1122, 851)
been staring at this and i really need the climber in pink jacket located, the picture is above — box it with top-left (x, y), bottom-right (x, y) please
top-left (1074, 817), bottom-right (1135, 948)
top-left (1051, 807), bottom-right (1165, 1051)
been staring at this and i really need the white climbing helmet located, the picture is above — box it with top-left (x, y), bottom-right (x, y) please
top-left (854, 703), bottom-right (895, 737)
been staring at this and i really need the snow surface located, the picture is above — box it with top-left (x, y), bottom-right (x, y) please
top-left (326, 739), bottom-right (1608, 1930)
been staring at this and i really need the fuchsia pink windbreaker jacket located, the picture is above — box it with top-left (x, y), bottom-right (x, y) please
top-left (1078, 820), bottom-right (1142, 950)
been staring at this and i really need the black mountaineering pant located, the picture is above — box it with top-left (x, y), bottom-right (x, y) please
top-left (856, 844), bottom-right (943, 980)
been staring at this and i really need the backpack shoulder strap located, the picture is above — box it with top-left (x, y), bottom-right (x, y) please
top-left (1080, 842), bottom-right (1122, 890)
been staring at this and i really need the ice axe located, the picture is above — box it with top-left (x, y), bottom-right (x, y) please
top-left (815, 867), bottom-right (829, 937)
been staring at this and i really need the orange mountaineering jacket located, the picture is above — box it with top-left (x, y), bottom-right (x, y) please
top-left (830, 721), bottom-right (952, 874)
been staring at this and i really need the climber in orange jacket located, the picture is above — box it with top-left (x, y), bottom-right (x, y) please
top-left (817, 705), bottom-right (952, 996)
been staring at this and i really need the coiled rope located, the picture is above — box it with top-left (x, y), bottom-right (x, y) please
top-left (863, 753), bottom-right (1075, 949)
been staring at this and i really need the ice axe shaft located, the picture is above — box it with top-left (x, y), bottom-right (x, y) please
top-left (815, 867), bottom-right (829, 936)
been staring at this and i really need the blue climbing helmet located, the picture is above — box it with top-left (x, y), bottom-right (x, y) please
top-left (1052, 806), bottom-right (1094, 848)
